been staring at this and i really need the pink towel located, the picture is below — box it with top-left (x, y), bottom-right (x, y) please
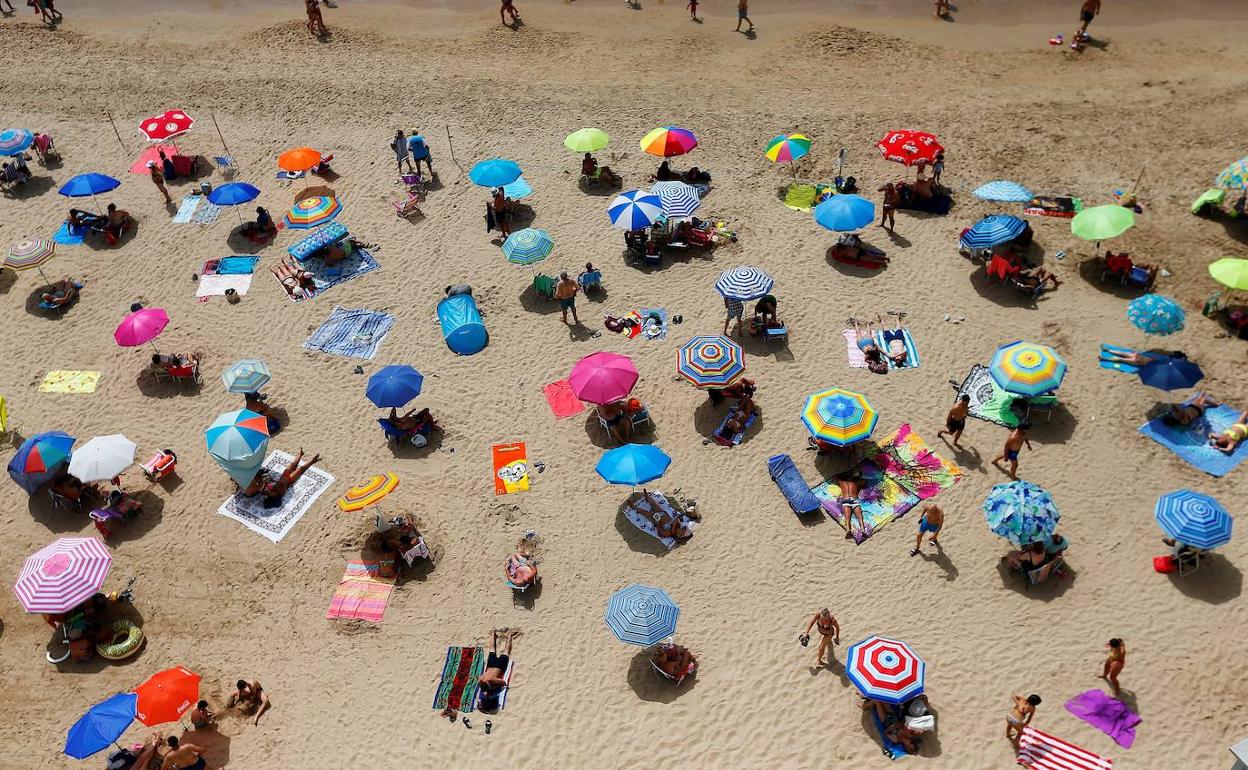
top-left (326, 561), bottom-right (395, 622)
top-left (543, 379), bottom-right (586, 419)
top-left (844, 329), bottom-right (867, 368)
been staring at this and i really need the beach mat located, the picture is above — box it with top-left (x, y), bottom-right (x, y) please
top-left (53, 221), bottom-right (87, 245)
top-left (638, 308), bottom-right (668, 340)
top-left (432, 646), bottom-right (486, 713)
top-left (196, 274), bottom-right (253, 298)
top-left (1018, 725), bottom-right (1113, 769)
top-left (326, 561), bottom-right (395, 622)
top-left (1139, 403), bottom-right (1247, 477)
top-left (202, 256), bottom-right (260, 276)
top-left (284, 247), bottom-right (381, 303)
top-left (1065, 690), bottom-right (1140, 749)
top-left (37, 371), bottom-right (100, 394)
top-left (782, 183), bottom-right (835, 213)
top-left (1099, 343), bottom-right (1142, 374)
top-left (950, 364), bottom-right (1055, 428)
top-left (129, 144), bottom-right (178, 174)
top-left (874, 328), bottom-right (921, 369)
top-left (767, 454), bottom-right (822, 516)
top-left (172, 195), bottom-right (201, 224)
top-left (871, 707), bottom-right (908, 761)
top-left (191, 199), bottom-right (222, 225)
top-left (897, 193), bottom-right (952, 215)
top-left (216, 451), bottom-right (335, 542)
top-left (492, 442), bottom-right (530, 495)
top-left (303, 306), bottom-right (395, 360)
top-left (542, 379), bottom-right (585, 419)
top-left (844, 329), bottom-right (867, 368)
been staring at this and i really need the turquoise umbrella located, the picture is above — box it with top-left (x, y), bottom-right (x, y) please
top-left (502, 228), bottom-right (554, 265)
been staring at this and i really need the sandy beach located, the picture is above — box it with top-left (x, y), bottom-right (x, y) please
top-left (1, 1), bottom-right (1246, 768)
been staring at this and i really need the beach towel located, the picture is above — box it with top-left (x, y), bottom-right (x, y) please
top-left (874, 328), bottom-right (921, 369)
top-left (476, 659), bottom-right (514, 713)
top-left (128, 144), bottom-right (178, 175)
top-left (283, 248), bottom-right (381, 303)
top-left (215, 451), bottom-right (335, 542)
top-left (871, 707), bottom-right (908, 761)
top-left (432, 646), bottom-right (486, 713)
top-left (638, 308), bottom-right (668, 340)
top-left (623, 494), bottom-right (695, 550)
top-left (1018, 725), bottom-right (1113, 770)
top-left (844, 329), bottom-right (868, 368)
top-left (782, 183), bottom-right (835, 213)
top-left (1098, 343), bottom-right (1144, 374)
top-left (950, 364), bottom-right (1056, 428)
top-left (812, 460), bottom-right (919, 544)
top-left (1139, 402), bottom-right (1248, 477)
top-left (303, 306), bottom-right (395, 360)
top-left (325, 561), bottom-right (395, 622)
top-left (202, 256), bottom-right (260, 276)
top-left (1064, 690), bottom-right (1140, 749)
top-left (1023, 196), bottom-right (1083, 218)
top-left (492, 442), bottom-right (530, 495)
top-left (53, 221), bottom-right (87, 245)
top-left (37, 371), bottom-right (100, 394)
top-left (767, 454), bottom-right (822, 515)
top-left (191, 199), bottom-right (222, 225)
top-left (542, 379), bottom-right (585, 419)
top-left (712, 409), bottom-right (756, 446)
top-left (196, 274), bottom-right (253, 298)
top-left (172, 195), bottom-right (201, 224)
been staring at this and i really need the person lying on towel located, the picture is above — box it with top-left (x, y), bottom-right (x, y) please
top-left (717, 396), bottom-right (757, 440)
top-left (1209, 410), bottom-right (1248, 454)
top-left (625, 490), bottom-right (698, 541)
top-left (41, 277), bottom-right (79, 307)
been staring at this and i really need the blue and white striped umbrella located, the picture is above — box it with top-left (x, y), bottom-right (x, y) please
top-left (502, 228), bottom-right (554, 265)
top-left (1155, 490), bottom-right (1232, 550)
top-left (959, 214), bottom-right (1027, 250)
top-left (221, 359), bottom-right (272, 394)
top-left (0, 128), bottom-right (34, 157)
top-left (605, 584), bottom-right (679, 646)
top-left (650, 180), bottom-right (701, 219)
top-left (714, 266), bottom-right (774, 301)
top-left (1128, 294), bottom-right (1185, 336)
top-left (973, 180), bottom-right (1034, 203)
top-left (608, 189), bottom-right (663, 230)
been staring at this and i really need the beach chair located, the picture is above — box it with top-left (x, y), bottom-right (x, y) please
top-left (48, 488), bottom-right (81, 511)
top-left (392, 191), bottom-right (423, 219)
top-left (1176, 549), bottom-right (1201, 577)
top-left (1100, 252), bottom-right (1132, 284)
top-left (214, 155), bottom-right (237, 179)
top-left (533, 273), bottom-right (557, 300)
top-left (33, 133), bottom-right (60, 166)
top-left (378, 417), bottom-right (431, 447)
top-left (140, 450), bottom-right (177, 481)
top-left (712, 407), bottom-right (757, 447)
top-left (767, 454), bottom-right (822, 515)
top-left (152, 361), bottom-right (201, 386)
top-left (578, 269), bottom-right (602, 291)
top-left (598, 405), bottom-right (653, 440)
top-left (1024, 397), bottom-right (1057, 424)
top-left (1024, 556), bottom-right (1066, 588)
top-left (650, 647), bottom-right (696, 685)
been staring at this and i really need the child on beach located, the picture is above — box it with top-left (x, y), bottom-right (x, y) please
top-left (1005, 693), bottom-right (1041, 749)
top-left (937, 395), bottom-right (971, 448)
top-left (992, 422), bottom-right (1032, 480)
top-left (735, 0), bottom-right (753, 33)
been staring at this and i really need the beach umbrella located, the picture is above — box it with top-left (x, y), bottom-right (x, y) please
top-left (607, 189), bottom-right (662, 230)
top-left (677, 335), bottom-right (745, 388)
top-left (596, 444), bottom-right (671, 487)
top-left (68, 434), bottom-right (137, 484)
top-left (0, 128), bottom-right (35, 156)
top-left (640, 126), bottom-right (698, 158)
top-left (846, 636), bottom-right (926, 705)
top-left (138, 109), bottom-right (194, 143)
top-left (134, 666), bottom-right (201, 727)
top-left (14, 536), bottom-right (112, 614)
top-left (1215, 156), bottom-right (1248, 190)
top-left (221, 359), bottom-right (271, 394)
top-left (114, 307), bottom-right (169, 352)
top-left (973, 180), bottom-right (1034, 203)
top-left (564, 128), bottom-right (610, 153)
top-left (59, 173), bottom-right (120, 213)
top-left (502, 228), bottom-right (555, 265)
top-left (5, 238), bottom-right (56, 287)
top-left (7, 431), bottom-right (75, 494)
top-left (764, 133), bottom-right (811, 165)
top-left (984, 480), bottom-right (1059, 547)
top-left (502, 176), bottom-right (533, 200)
top-left (569, 352), bottom-right (638, 405)
top-left (605, 584), bottom-right (680, 646)
top-left (64, 692), bottom-right (137, 760)
top-left (989, 341), bottom-right (1067, 397)
top-left (1138, 358), bottom-right (1204, 391)
top-left (959, 214), bottom-right (1027, 250)
top-left (204, 409), bottom-right (270, 487)
top-left (468, 158), bottom-right (522, 188)
top-left (1071, 205), bottom-right (1134, 246)
top-left (813, 194), bottom-right (875, 232)
top-left (1155, 490), bottom-right (1232, 550)
top-left (875, 129), bottom-right (943, 167)
top-left (365, 365), bottom-right (424, 408)
top-left (714, 265), bottom-right (774, 301)
top-left (650, 180), bottom-right (701, 219)
top-left (208, 182), bottom-right (260, 225)
top-left (1209, 257), bottom-right (1248, 291)
top-left (337, 472), bottom-right (400, 512)
top-left (802, 388), bottom-right (877, 447)
top-left (284, 195), bottom-right (341, 229)
top-left (1127, 294), bottom-right (1185, 336)
top-left (278, 146), bottom-right (321, 173)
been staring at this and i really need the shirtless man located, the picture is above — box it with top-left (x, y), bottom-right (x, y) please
top-left (227, 679), bottom-right (271, 725)
top-left (555, 272), bottom-right (580, 325)
top-left (654, 643), bottom-right (696, 678)
top-left (911, 503), bottom-right (944, 556)
top-left (937, 395), bottom-right (971, 448)
top-left (1005, 693), bottom-right (1041, 749)
top-left (105, 204), bottom-right (132, 242)
top-left (479, 628), bottom-right (519, 710)
top-left (837, 474), bottom-right (867, 539)
top-left (991, 422), bottom-right (1032, 480)
top-left (161, 736), bottom-right (208, 770)
top-left (500, 0), bottom-right (519, 25)
top-left (597, 400), bottom-right (632, 444)
top-left (735, 0), bottom-right (753, 33)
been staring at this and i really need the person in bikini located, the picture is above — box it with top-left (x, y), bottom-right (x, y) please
top-left (505, 539), bottom-right (538, 587)
top-left (878, 183), bottom-right (898, 230)
top-left (1100, 638), bottom-right (1125, 694)
top-left (1161, 391), bottom-right (1218, 427)
top-left (597, 400), bottom-right (632, 444)
top-left (305, 0), bottom-right (327, 36)
top-left (1100, 348), bottom-right (1184, 367)
top-left (1209, 410), bottom-right (1248, 454)
top-left (252, 449), bottom-right (320, 507)
top-left (625, 490), bottom-right (697, 541)
top-left (1005, 693), bottom-right (1041, 749)
top-left (228, 679), bottom-right (271, 725)
top-left (911, 503), bottom-right (944, 556)
top-left (837, 474), bottom-right (868, 539)
top-left (272, 258), bottom-right (315, 298)
top-left (161, 736), bottom-right (208, 770)
top-left (800, 608), bottom-right (840, 666)
top-left (991, 422), bottom-right (1032, 480)
top-left (937, 394), bottom-right (971, 448)
top-left (850, 318), bottom-right (889, 374)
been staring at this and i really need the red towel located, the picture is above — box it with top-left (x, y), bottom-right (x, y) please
top-left (543, 379), bottom-right (585, 419)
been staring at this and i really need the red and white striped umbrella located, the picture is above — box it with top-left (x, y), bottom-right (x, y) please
top-left (14, 537), bottom-right (112, 613)
top-left (1018, 725), bottom-right (1113, 770)
top-left (846, 635), bottom-right (925, 704)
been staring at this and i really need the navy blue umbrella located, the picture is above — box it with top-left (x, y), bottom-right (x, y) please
top-left (959, 214), bottom-right (1027, 250)
top-left (64, 692), bottom-right (136, 759)
top-left (1138, 357), bottom-right (1203, 391)
top-left (366, 365), bottom-right (425, 408)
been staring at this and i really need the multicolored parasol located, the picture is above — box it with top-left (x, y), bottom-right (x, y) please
top-left (989, 341), bottom-right (1067, 397)
top-left (677, 335), bottom-right (745, 388)
top-left (801, 388), bottom-right (878, 446)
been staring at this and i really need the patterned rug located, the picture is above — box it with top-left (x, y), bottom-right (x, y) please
top-left (216, 451), bottom-right (335, 542)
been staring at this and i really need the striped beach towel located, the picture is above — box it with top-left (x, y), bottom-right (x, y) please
top-left (432, 646), bottom-right (486, 713)
top-left (1018, 725), bottom-right (1113, 770)
top-left (172, 195), bottom-right (201, 224)
top-left (303, 306), bottom-right (395, 360)
top-left (325, 561), bottom-right (395, 622)
top-left (844, 329), bottom-right (867, 368)
top-left (874, 327), bottom-right (921, 369)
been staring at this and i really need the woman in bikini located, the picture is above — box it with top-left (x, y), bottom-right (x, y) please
top-left (1162, 391), bottom-right (1218, 427)
top-left (1209, 410), bottom-right (1248, 454)
top-left (272, 258), bottom-right (315, 298)
top-left (1100, 638), bottom-right (1125, 694)
top-left (1005, 694), bottom-right (1041, 748)
top-left (261, 449), bottom-right (320, 508)
top-left (800, 608), bottom-right (840, 666)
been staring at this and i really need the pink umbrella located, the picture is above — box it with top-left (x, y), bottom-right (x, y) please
top-left (114, 308), bottom-right (170, 352)
top-left (14, 537), bottom-right (112, 613)
top-left (569, 352), bottom-right (638, 405)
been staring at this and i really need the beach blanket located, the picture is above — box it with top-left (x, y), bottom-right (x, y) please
top-left (782, 183), bottom-right (835, 213)
top-left (172, 195), bottom-right (201, 224)
top-left (542, 379), bottom-right (585, 419)
top-left (897, 193), bottom-right (953, 215)
top-left (192, 199), bottom-right (222, 225)
top-left (476, 659), bottom-right (514, 712)
top-left (37, 370), bottom-right (100, 394)
top-left (637, 308), bottom-right (668, 341)
top-left (871, 707), bottom-right (908, 761)
top-left (874, 328), bottom-right (921, 369)
top-left (1023, 196), bottom-right (1083, 218)
top-left (767, 454), bottom-right (823, 515)
top-left (432, 646), bottom-right (486, 713)
top-left (284, 248), bottom-right (380, 303)
top-left (1139, 402), bottom-right (1248, 477)
top-left (202, 256), bottom-right (260, 276)
top-left (1065, 690), bottom-right (1140, 749)
top-left (1098, 343), bottom-right (1149, 374)
top-left (196, 274), bottom-right (253, 298)
top-left (303, 306), bottom-right (395, 360)
top-left (325, 561), bottom-right (395, 622)
top-left (215, 451), bottom-right (335, 542)
top-left (492, 442), bottom-right (530, 495)
top-left (712, 409), bottom-right (756, 446)
top-left (950, 364), bottom-right (1056, 428)
top-left (844, 329), bottom-right (868, 368)
top-left (812, 460), bottom-right (919, 544)
top-left (1018, 725), bottom-right (1113, 770)
top-left (624, 494), bottom-right (696, 550)
top-left (53, 221), bottom-right (87, 245)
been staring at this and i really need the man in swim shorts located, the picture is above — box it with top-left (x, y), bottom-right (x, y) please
top-left (837, 474), bottom-right (867, 540)
top-left (1077, 0), bottom-right (1100, 38)
top-left (992, 422), bottom-right (1032, 480)
top-left (911, 503), bottom-right (944, 556)
top-left (735, 0), bottom-right (753, 33)
top-left (555, 272), bottom-right (580, 325)
top-left (162, 735), bottom-right (209, 770)
top-left (937, 394), bottom-right (971, 448)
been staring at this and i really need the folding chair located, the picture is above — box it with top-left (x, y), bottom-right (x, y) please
top-left (533, 274), bottom-right (557, 299)
top-left (48, 488), bottom-right (80, 511)
top-left (214, 155), bottom-right (238, 179)
top-left (1024, 556), bottom-right (1066, 588)
top-left (1024, 397), bottom-right (1057, 423)
top-left (153, 361), bottom-right (201, 386)
top-left (140, 450), bottom-right (177, 481)
top-left (1176, 549), bottom-right (1201, 577)
top-left (392, 191), bottom-right (423, 219)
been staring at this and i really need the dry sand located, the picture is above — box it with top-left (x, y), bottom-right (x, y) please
top-left (1, 1), bottom-right (1246, 768)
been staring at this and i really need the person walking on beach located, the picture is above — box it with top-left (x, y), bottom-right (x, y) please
top-left (723, 295), bottom-right (744, 336)
top-left (991, 422), bottom-right (1032, 480)
top-left (910, 503), bottom-right (944, 556)
top-left (1005, 693), bottom-right (1041, 749)
top-left (687, 0), bottom-right (698, 21)
top-left (1100, 638), bottom-right (1125, 694)
top-left (555, 272), bottom-right (580, 325)
top-left (391, 130), bottom-right (414, 175)
top-left (1077, 0), bottom-right (1100, 39)
top-left (735, 0), bottom-right (753, 33)
top-left (407, 130), bottom-right (434, 177)
top-left (936, 394), bottom-right (970, 448)
top-left (799, 608), bottom-right (840, 666)
top-left (147, 162), bottom-right (172, 205)
top-left (501, 0), bottom-right (519, 25)
top-left (306, 0), bottom-right (327, 36)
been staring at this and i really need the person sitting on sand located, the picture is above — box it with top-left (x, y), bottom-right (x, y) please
top-left (1209, 410), bottom-right (1248, 454)
top-left (718, 398), bottom-right (756, 440)
top-left (189, 701), bottom-right (216, 731)
top-left (836, 474), bottom-right (868, 539)
top-left (161, 736), bottom-right (208, 770)
top-left (240, 206), bottom-right (277, 240)
top-left (228, 679), bottom-right (271, 725)
top-left (388, 406), bottom-right (434, 433)
top-left (261, 449), bottom-right (320, 507)
top-left (1161, 391), bottom-right (1218, 427)
top-left (581, 153), bottom-right (620, 186)
top-left (653, 642), bottom-right (697, 679)
top-left (597, 400), bottom-right (632, 444)
top-left (378, 532), bottom-right (423, 578)
top-left (653, 160), bottom-right (675, 182)
top-left (505, 541), bottom-right (538, 588)
top-left (479, 628), bottom-right (519, 710)
top-left (40, 278), bottom-right (79, 307)
top-left (1003, 542), bottom-right (1047, 571)
top-left (272, 258), bottom-right (315, 298)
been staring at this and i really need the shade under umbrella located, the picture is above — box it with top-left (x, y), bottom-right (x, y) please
top-left (337, 473), bottom-right (400, 512)
top-left (1138, 358), bottom-right (1203, 391)
top-left (278, 146), bottom-right (321, 173)
top-left (605, 584), bottom-right (679, 646)
top-left (846, 635), bottom-right (926, 705)
top-left (1154, 490), bottom-right (1232, 550)
top-left (596, 444), bottom-right (671, 486)
top-left (221, 359), bottom-right (272, 394)
top-left (677, 335), bottom-right (745, 388)
top-left (608, 189), bottom-right (662, 230)
top-left (989, 341), bottom-right (1067, 397)
top-left (802, 388), bottom-right (877, 446)
top-left (64, 692), bottom-right (137, 760)
top-left (813, 194), bottom-right (875, 232)
top-left (68, 434), bottom-right (137, 483)
top-left (468, 158), bottom-right (522, 188)
top-left (7, 431), bottom-right (75, 494)
top-left (960, 214), bottom-right (1027, 250)
top-left (134, 666), bottom-right (201, 726)
top-left (984, 480), bottom-right (1059, 546)
top-left (114, 308), bottom-right (169, 348)
top-left (502, 228), bottom-right (554, 265)
top-left (973, 180), bottom-right (1034, 203)
top-left (366, 365), bottom-right (424, 408)
top-left (14, 536), bottom-right (112, 614)
top-left (569, 352), bottom-right (638, 404)
top-left (1127, 294), bottom-right (1185, 336)
top-left (714, 266), bottom-right (774, 301)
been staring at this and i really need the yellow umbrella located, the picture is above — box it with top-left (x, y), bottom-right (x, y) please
top-left (337, 473), bottom-right (399, 512)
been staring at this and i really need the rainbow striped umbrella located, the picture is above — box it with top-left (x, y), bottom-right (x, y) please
top-left (802, 388), bottom-right (877, 446)
top-left (284, 195), bottom-right (341, 229)
top-left (765, 133), bottom-right (811, 164)
top-left (640, 126), bottom-right (698, 158)
top-left (5, 239), bottom-right (56, 286)
top-left (502, 228), bottom-right (554, 265)
top-left (677, 335), bottom-right (745, 388)
top-left (989, 341), bottom-right (1067, 397)
top-left (14, 537), bottom-right (112, 614)
top-left (338, 472), bottom-right (400, 512)
top-left (0, 128), bottom-right (34, 156)
top-left (1215, 156), bottom-right (1248, 190)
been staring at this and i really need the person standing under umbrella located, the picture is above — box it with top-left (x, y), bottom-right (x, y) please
top-left (391, 129), bottom-right (414, 174)
top-left (147, 162), bottom-right (172, 205)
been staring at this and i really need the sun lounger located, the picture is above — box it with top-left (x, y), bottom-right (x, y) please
top-left (1023, 556), bottom-right (1067, 588)
top-left (624, 494), bottom-right (694, 550)
top-left (871, 706), bottom-right (909, 761)
top-left (712, 407), bottom-right (757, 447)
top-left (393, 190), bottom-right (423, 219)
top-left (140, 449), bottom-right (177, 481)
top-left (767, 454), bottom-right (823, 515)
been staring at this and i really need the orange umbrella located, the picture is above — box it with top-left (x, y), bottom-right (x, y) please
top-left (278, 146), bottom-right (321, 173)
top-left (134, 666), bottom-right (201, 726)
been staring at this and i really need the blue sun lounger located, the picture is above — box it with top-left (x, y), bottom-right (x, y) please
top-left (767, 454), bottom-right (822, 515)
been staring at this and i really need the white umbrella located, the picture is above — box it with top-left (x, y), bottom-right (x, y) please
top-left (68, 434), bottom-right (137, 483)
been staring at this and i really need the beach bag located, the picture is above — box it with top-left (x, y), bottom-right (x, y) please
top-left (1153, 555), bottom-right (1178, 574)
top-left (905, 714), bottom-right (936, 732)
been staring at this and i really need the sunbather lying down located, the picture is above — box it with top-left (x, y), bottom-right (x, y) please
top-left (831, 234), bottom-right (888, 265)
top-left (718, 397), bottom-right (757, 438)
top-left (41, 277), bottom-right (79, 307)
top-left (1161, 391), bottom-right (1218, 427)
top-left (1210, 410), bottom-right (1248, 454)
top-left (273, 258), bottom-right (315, 297)
top-left (1014, 267), bottom-right (1060, 293)
top-left (626, 490), bottom-right (700, 541)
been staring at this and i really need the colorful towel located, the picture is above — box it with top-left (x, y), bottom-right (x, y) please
top-left (432, 646), bottom-right (486, 713)
top-left (492, 442), bottom-right (530, 495)
top-left (172, 195), bottom-right (201, 224)
top-left (476, 659), bottom-right (514, 712)
top-left (283, 247), bottom-right (381, 303)
top-left (215, 451), bottom-right (335, 542)
top-left (638, 308), bottom-right (668, 340)
top-left (37, 371), bottom-right (100, 394)
top-left (1023, 196), bottom-right (1083, 218)
top-left (129, 144), bottom-right (179, 175)
top-left (53, 221), bottom-right (87, 245)
top-left (303, 306), bottom-right (395, 360)
top-left (1139, 403), bottom-right (1248, 477)
top-left (873, 327), bottom-right (921, 369)
top-left (1018, 725), bottom-right (1113, 769)
top-left (844, 329), bottom-right (867, 368)
top-left (869, 423), bottom-right (966, 500)
top-left (196, 274), bottom-right (253, 298)
top-left (1064, 690), bottom-right (1140, 749)
top-left (542, 379), bottom-right (585, 419)
top-left (950, 364), bottom-right (1057, 428)
top-left (326, 561), bottom-right (395, 622)
top-left (1098, 343), bottom-right (1142, 374)
top-left (202, 256), bottom-right (260, 276)
top-left (192, 199), bottom-right (222, 225)
top-left (623, 493), bottom-right (696, 550)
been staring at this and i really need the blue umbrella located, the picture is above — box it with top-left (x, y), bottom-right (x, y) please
top-left (501, 228), bottom-right (554, 266)
top-left (501, 176), bottom-right (533, 200)
top-left (221, 359), bottom-right (271, 394)
top-left (596, 444), bottom-right (671, 486)
top-left (973, 180), bottom-right (1034, 203)
top-left (1155, 490), bottom-right (1232, 550)
top-left (813, 194), bottom-right (875, 232)
top-left (605, 584), bottom-right (679, 646)
top-left (209, 182), bottom-right (261, 225)
top-left (7, 431), bottom-right (76, 495)
top-left (1128, 294), bottom-right (1185, 336)
top-left (1138, 357), bottom-right (1203, 391)
top-left (468, 158), bottom-right (522, 188)
top-left (984, 480), bottom-right (1059, 546)
top-left (64, 692), bottom-right (137, 759)
top-left (714, 265), bottom-right (774, 301)
top-left (366, 364), bottom-right (424, 408)
top-left (959, 214), bottom-right (1027, 250)
top-left (58, 173), bottom-right (120, 213)
top-left (608, 189), bottom-right (663, 230)
top-left (0, 128), bottom-right (35, 156)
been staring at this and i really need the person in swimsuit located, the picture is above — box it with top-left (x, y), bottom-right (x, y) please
top-left (148, 161), bottom-right (172, 205)
top-left (1005, 693), bottom-right (1041, 748)
top-left (506, 539), bottom-right (538, 587)
top-left (1100, 348), bottom-right (1182, 367)
top-left (189, 700), bottom-right (216, 730)
top-left (624, 490), bottom-right (697, 541)
top-left (1162, 391), bottom-right (1218, 427)
top-left (1003, 542), bottom-right (1046, 571)
top-left (228, 679), bottom-right (271, 725)
top-left (878, 183), bottom-right (898, 230)
top-left (597, 400), bottom-right (632, 444)
top-left (388, 406), bottom-right (434, 433)
top-left (305, 0), bottom-right (327, 36)
top-left (937, 395), bottom-right (971, 448)
top-left (735, 0), bottom-right (753, 32)
top-left (880, 315), bottom-right (908, 367)
top-left (555, 272), bottom-right (580, 325)
top-left (478, 628), bottom-right (519, 710)
top-left (1100, 638), bottom-right (1125, 694)
top-left (500, 0), bottom-right (519, 25)
top-left (1209, 410), bottom-right (1248, 454)
top-left (654, 642), bottom-right (696, 678)
top-left (1077, 0), bottom-right (1100, 38)
top-left (800, 608), bottom-right (840, 666)
top-left (271, 258), bottom-right (315, 299)
top-left (991, 422), bottom-right (1032, 480)
top-left (836, 474), bottom-right (867, 539)
top-left (911, 503), bottom-right (944, 556)
top-left (161, 736), bottom-right (208, 770)
top-left (261, 449), bottom-right (320, 508)
top-left (490, 187), bottom-right (511, 238)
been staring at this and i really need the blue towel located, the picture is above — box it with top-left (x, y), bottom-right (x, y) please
top-left (638, 308), bottom-right (668, 340)
top-left (287, 247), bottom-right (380, 302)
top-left (767, 454), bottom-right (822, 515)
top-left (303, 306), bottom-right (395, 360)
top-left (874, 328), bottom-right (921, 369)
top-left (1099, 343), bottom-right (1143, 374)
top-left (217, 256), bottom-right (260, 275)
top-left (871, 708), bottom-right (908, 761)
top-left (53, 221), bottom-right (86, 246)
top-left (713, 410), bottom-right (756, 446)
top-left (1139, 403), bottom-right (1247, 477)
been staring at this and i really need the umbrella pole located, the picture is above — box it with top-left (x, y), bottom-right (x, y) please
top-left (211, 113), bottom-right (236, 172)
top-left (91, 191), bottom-right (103, 215)
top-left (37, 266), bottom-right (52, 289)
top-left (236, 207), bottom-right (244, 226)
top-left (104, 110), bottom-right (128, 155)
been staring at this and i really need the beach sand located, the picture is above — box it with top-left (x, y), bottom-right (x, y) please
top-left (1, 1), bottom-right (1246, 768)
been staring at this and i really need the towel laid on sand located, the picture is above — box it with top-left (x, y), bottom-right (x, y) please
top-left (38, 371), bottom-right (101, 394)
top-left (432, 646), bottom-right (486, 713)
top-left (874, 327), bottom-right (921, 369)
top-left (542, 379), bottom-right (585, 419)
top-left (623, 493), bottom-right (696, 550)
top-left (283, 247), bottom-right (381, 303)
top-left (196, 274), bottom-right (253, 298)
top-left (637, 308), bottom-right (668, 340)
top-left (54, 221), bottom-right (87, 245)
top-left (304, 306), bottom-right (395, 360)
top-left (191, 199), bottom-right (222, 225)
top-left (172, 195), bottom-right (201, 224)
top-left (783, 183), bottom-right (836, 212)
top-left (202, 256), bottom-right (260, 276)
top-left (1018, 725), bottom-right (1113, 769)
top-left (1139, 402), bottom-right (1247, 477)
top-left (326, 561), bottom-right (395, 622)
top-left (216, 451), bottom-right (335, 542)
top-left (950, 364), bottom-right (1055, 428)
top-left (844, 329), bottom-right (868, 368)
top-left (1065, 690), bottom-right (1140, 749)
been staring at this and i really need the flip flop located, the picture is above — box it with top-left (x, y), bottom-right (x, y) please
top-left (485, 720), bottom-right (492, 735)
top-left (463, 717), bottom-right (472, 729)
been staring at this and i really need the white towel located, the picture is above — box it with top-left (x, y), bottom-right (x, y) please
top-left (196, 274), bottom-right (253, 298)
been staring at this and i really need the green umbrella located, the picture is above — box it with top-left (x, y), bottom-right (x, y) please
top-left (564, 128), bottom-right (610, 154)
top-left (1209, 257), bottom-right (1248, 291)
top-left (1071, 205), bottom-right (1135, 243)
top-left (1191, 188), bottom-right (1225, 215)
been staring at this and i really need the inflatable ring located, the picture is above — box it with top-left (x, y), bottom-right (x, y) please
top-left (96, 619), bottom-right (144, 660)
